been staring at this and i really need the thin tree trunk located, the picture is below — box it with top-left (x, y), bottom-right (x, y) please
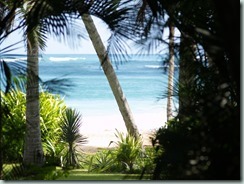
top-left (81, 14), bottom-right (139, 139)
top-left (23, 31), bottom-right (44, 166)
top-left (166, 23), bottom-right (175, 121)
top-left (0, 92), bottom-right (3, 179)
top-left (178, 35), bottom-right (196, 120)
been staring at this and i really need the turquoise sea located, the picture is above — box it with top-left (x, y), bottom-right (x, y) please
top-left (38, 54), bottom-right (177, 132)
top-left (3, 53), bottom-right (179, 144)
top-left (2, 54), bottom-right (178, 134)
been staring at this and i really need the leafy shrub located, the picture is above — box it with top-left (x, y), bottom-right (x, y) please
top-left (4, 164), bottom-right (67, 180)
top-left (85, 149), bottom-right (118, 173)
top-left (110, 129), bottom-right (143, 173)
top-left (40, 92), bottom-right (66, 147)
top-left (39, 92), bottom-right (67, 166)
top-left (1, 90), bottom-right (66, 162)
top-left (134, 146), bottom-right (157, 174)
top-left (152, 113), bottom-right (239, 179)
top-left (43, 140), bottom-right (66, 166)
top-left (2, 163), bottom-right (24, 180)
top-left (1, 90), bottom-right (26, 162)
top-left (60, 108), bottom-right (87, 169)
top-left (81, 131), bottom-right (156, 174)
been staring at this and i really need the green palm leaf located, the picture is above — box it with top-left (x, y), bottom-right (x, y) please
top-left (60, 108), bottom-right (87, 168)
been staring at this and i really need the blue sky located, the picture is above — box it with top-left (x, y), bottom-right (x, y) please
top-left (2, 16), bottom-right (111, 55)
top-left (2, 15), bottom-right (172, 55)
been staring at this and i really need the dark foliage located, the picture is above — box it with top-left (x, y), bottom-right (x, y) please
top-left (152, 36), bottom-right (239, 179)
top-left (0, 0), bottom-right (25, 40)
top-left (134, 0), bottom-right (240, 180)
top-left (152, 64), bottom-right (240, 179)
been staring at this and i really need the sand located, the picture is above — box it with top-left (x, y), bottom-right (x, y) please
top-left (79, 112), bottom-right (166, 152)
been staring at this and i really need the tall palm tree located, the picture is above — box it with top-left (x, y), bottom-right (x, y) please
top-left (8, 0), bottom-right (138, 167)
top-left (23, 26), bottom-right (44, 166)
top-left (77, 0), bottom-right (240, 178)
top-left (81, 13), bottom-right (140, 139)
top-left (21, 0), bottom-right (82, 166)
top-left (166, 21), bottom-right (175, 121)
top-left (24, 0), bottom-right (141, 141)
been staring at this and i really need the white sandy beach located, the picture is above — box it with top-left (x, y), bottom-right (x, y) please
top-left (79, 111), bottom-right (167, 149)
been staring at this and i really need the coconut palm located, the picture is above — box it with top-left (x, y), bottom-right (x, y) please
top-left (81, 13), bottom-right (140, 139)
top-left (1, 0), bottom-right (137, 174)
top-left (166, 21), bottom-right (175, 121)
top-left (70, 0), bottom-right (141, 139)
top-left (2, 0), bottom-right (136, 167)
top-left (23, 26), bottom-right (44, 166)
top-left (12, 0), bottom-right (82, 166)
top-left (24, 1), bottom-right (144, 142)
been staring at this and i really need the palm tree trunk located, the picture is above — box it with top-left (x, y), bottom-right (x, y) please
top-left (166, 22), bottom-right (175, 121)
top-left (23, 31), bottom-right (44, 166)
top-left (0, 92), bottom-right (3, 179)
top-left (81, 14), bottom-right (139, 139)
top-left (178, 35), bottom-right (196, 120)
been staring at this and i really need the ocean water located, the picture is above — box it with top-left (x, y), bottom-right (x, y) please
top-left (38, 54), bottom-right (171, 132)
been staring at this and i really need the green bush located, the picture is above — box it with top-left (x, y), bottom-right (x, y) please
top-left (60, 108), bottom-right (87, 169)
top-left (43, 140), bottom-right (66, 166)
top-left (81, 131), bottom-right (156, 175)
top-left (110, 129), bottom-right (143, 173)
top-left (39, 92), bottom-right (67, 166)
top-left (134, 146), bottom-right (157, 174)
top-left (40, 92), bottom-right (66, 146)
top-left (1, 90), bottom-right (26, 162)
top-left (152, 114), bottom-right (239, 179)
top-left (85, 149), bottom-right (118, 173)
top-left (3, 164), bottom-right (67, 180)
top-left (1, 90), bottom-right (66, 163)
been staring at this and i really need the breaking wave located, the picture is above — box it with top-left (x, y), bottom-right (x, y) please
top-left (49, 57), bottom-right (86, 62)
top-left (144, 65), bottom-right (164, 69)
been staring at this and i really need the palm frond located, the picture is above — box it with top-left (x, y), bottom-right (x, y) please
top-left (2, 163), bottom-right (25, 180)
top-left (0, 1), bottom-right (24, 40)
top-left (0, 40), bottom-right (24, 54)
top-left (23, 0), bottom-right (83, 51)
top-left (0, 60), bottom-right (11, 93)
top-left (85, 0), bottom-right (131, 30)
top-left (60, 108), bottom-right (87, 168)
top-left (98, 1), bottom-right (141, 62)
top-left (0, 43), bottom-right (27, 93)
top-left (76, 0), bottom-right (140, 62)
top-left (40, 77), bottom-right (74, 95)
top-left (80, 1), bottom-right (165, 62)
top-left (107, 33), bottom-right (131, 64)
top-left (40, 13), bottom-right (84, 49)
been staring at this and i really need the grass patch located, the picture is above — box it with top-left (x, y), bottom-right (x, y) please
top-left (58, 169), bottom-right (151, 180)
top-left (3, 164), bottom-right (66, 180)
top-left (3, 165), bottom-right (152, 180)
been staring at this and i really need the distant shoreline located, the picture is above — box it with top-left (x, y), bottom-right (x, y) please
top-left (80, 129), bottom-right (157, 153)
top-left (79, 111), bottom-right (166, 148)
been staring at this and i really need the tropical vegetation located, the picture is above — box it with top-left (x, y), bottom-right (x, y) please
top-left (1, 90), bottom-right (66, 163)
top-left (59, 108), bottom-right (87, 169)
top-left (0, 0), bottom-right (240, 180)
